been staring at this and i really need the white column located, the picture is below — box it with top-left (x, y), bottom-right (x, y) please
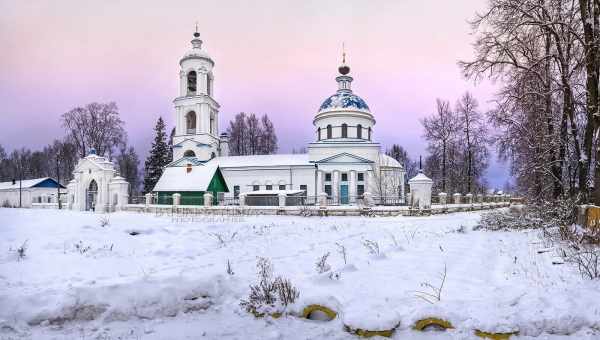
top-left (349, 170), bottom-right (357, 203)
top-left (180, 71), bottom-right (186, 96)
top-left (204, 192), bottom-right (213, 207)
top-left (366, 170), bottom-right (374, 195)
top-left (278, 193), bottom-right (286, 207)
top-left (196, 103), bottom-right (202, 134)
top-left (316, 170), bottom-right (323, 196)
top-left (199, 72), bottom-right (208, 95)
top-left (400, 172), bottom-right (406, 202)
top-left (332, 170), bottom-right (340, 203)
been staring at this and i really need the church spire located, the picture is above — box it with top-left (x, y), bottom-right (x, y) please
top-left (191, 23), bottom-right (202, 49)
top-left (336, 43), bottom-right (352, 92)
top-left (338, 42), bottom-right (350, 76)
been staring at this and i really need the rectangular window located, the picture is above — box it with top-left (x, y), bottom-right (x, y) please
top-left (300, 184), bottom-right (307, 195)
top-left (324, 185), bottom-right (332, 198)
top-left (253, 185), bottom-right (260, 191)
top-left (357, 173), bottom-right (364, 181)
top-left (234, 185), bottom-right (240, 198)
top-left (325, 173), bottom-right (332, 182)
top-left (341, 173), bottom-right (348, 182)
top-left (266, 184), bottom-right (273, 190)
top-left (279, 184), bottom-right (286, 190)
top-left (357, 184), bottom-right (365, 197)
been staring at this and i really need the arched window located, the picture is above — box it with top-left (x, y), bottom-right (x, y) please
top-left (187, 71), bottom-right (197, 95)
top-left (186, 111), bottom-right (197, 134)
top-left (341, 123), bottom-right (348, 138)
top-left (184, 150), bottom-right (196, 157)
top-left (327, 125), bottom-right (332, 139)
top-left (357, 124), bottom-right (362, 139)
top-left (88, 180), bottom-right (98, 192)
top-left (317, 127), bottom-right (321, 141)
top-left (368, 127), bottom-right (372, 140)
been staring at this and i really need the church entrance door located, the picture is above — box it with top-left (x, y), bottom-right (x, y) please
top-left (340, 184), bottom-right (349, 204)
top-left (86, 180), bottom-right (98, 211)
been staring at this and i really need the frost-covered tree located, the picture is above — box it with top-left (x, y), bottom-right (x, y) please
top-left (143, 117), bottom-right (170, 193)
top-left (0, 140), bottom-right (77, 184)
top-left (61, 102), bottom-right (127, 158)
top-left (422, 99), bottom-right (460, 193)
top-left (385, 144), bottom-right (418, 180)
top-left (226, 112), bottom-right (278, 155)
top-left (167, 127), bottom-right (175, 164)
top-left (260, 114), bottom-right (278, 154)
top-left (455, 92), bottom-right (489, 194)
top-left (460, 0), bottom-right (592, 201)
top-left (116, 145), bottom-right (140, 196)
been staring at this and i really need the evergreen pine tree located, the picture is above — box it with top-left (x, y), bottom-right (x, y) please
top-left (167, 127), bottom-right (175, 164)
top-left (143, 117), bottom-right (169, 193)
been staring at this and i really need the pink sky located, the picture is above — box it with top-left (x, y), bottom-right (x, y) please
top-left (0, 0), bottom-right (510, 187)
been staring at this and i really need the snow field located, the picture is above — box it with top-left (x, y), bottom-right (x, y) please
top-left (0, 208), bottom-right (599, 339)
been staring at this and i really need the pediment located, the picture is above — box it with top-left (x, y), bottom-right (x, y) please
top-left (173, 138), bottom-right (212, 148)
top-left (316, 152), bottom-right (373, 164)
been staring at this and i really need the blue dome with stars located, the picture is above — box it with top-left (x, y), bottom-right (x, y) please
top-left (319, 91), bottom-right (370, 113)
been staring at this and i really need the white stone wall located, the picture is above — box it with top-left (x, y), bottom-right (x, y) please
top-left (0, 187), bottom-right (60, 208)
top-left (221, 166), bottom-right (316, 198)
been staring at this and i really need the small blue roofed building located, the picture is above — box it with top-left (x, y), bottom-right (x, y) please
top-left (0, 177), bottom-right (66, 208)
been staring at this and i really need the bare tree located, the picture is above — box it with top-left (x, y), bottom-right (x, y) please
top-left (61, 102), bottom-right (127, 158)
top-left (455, 92), bottom-right (489, 194)
top-left (116, 145), bottom-right (140, 196)
top-left (460, 0), bottom-right (589, 200)
top-left (226, 112), bottom-right (278, 156)
top-left (386, 144), bottom-right (418, 180)
top-left (422, 99), bottom-right (459, 193)
top-left (259, 114), bottom-right (278, 154)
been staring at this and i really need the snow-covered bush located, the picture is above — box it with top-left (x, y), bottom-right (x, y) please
top-left (14, 240), bottom-right (28, 260)
top-left (476, 198), bottom-right (579, 231)
top-left (99, 216), bottom-right (110, 228)
top-left (240, 257), bottom-right (299, 316)
top-left (226, 259), bottom-right (234, 275)
top-left (74, 241), bottom-right (91, 254)
top-left (476, 209), bottom-right (543, 231)
top-left (209, 231), bottom-right (237, 247)
top-left (336, 242), bottom-right (348, 265)
top-left (548, 224), bottom-right (600, 279)
top-left (414, 264), bottom-right (447, 304)
top-left (564, 244), bottom-right (600, 279)
top-left (315, 252), bottom-right (331, 274)
top-left (362, 239), bottom-right (380, 256)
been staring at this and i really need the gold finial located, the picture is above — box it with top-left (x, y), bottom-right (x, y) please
top-left (342, 42), bottom-right (346, 64)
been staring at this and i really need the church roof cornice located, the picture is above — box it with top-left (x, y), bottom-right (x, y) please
top-left (173, 94), bottom-right (220, 108)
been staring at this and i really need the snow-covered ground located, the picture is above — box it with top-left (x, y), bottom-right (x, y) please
top-left (0, 208), bottom-right (599, 340)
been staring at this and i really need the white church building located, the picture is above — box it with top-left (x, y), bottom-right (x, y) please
top-left (152, 31), bottom-right (406, 205)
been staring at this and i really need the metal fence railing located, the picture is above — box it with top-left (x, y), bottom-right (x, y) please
top-left (245, 195), bottom-right (279, 206)
top-left (285, 195), bottom-right (318, 206)
top-left (218, 197), bottom-right (239, 206)
top-left (373, 196), bottom-right (407, 206)
top-left (128, 193), bottom-right (508, 207)
top-left (129, 196), bottom-right (146, 204)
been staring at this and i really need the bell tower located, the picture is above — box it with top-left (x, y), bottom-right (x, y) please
top-left (172, 28), bottom-right (227, 161)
